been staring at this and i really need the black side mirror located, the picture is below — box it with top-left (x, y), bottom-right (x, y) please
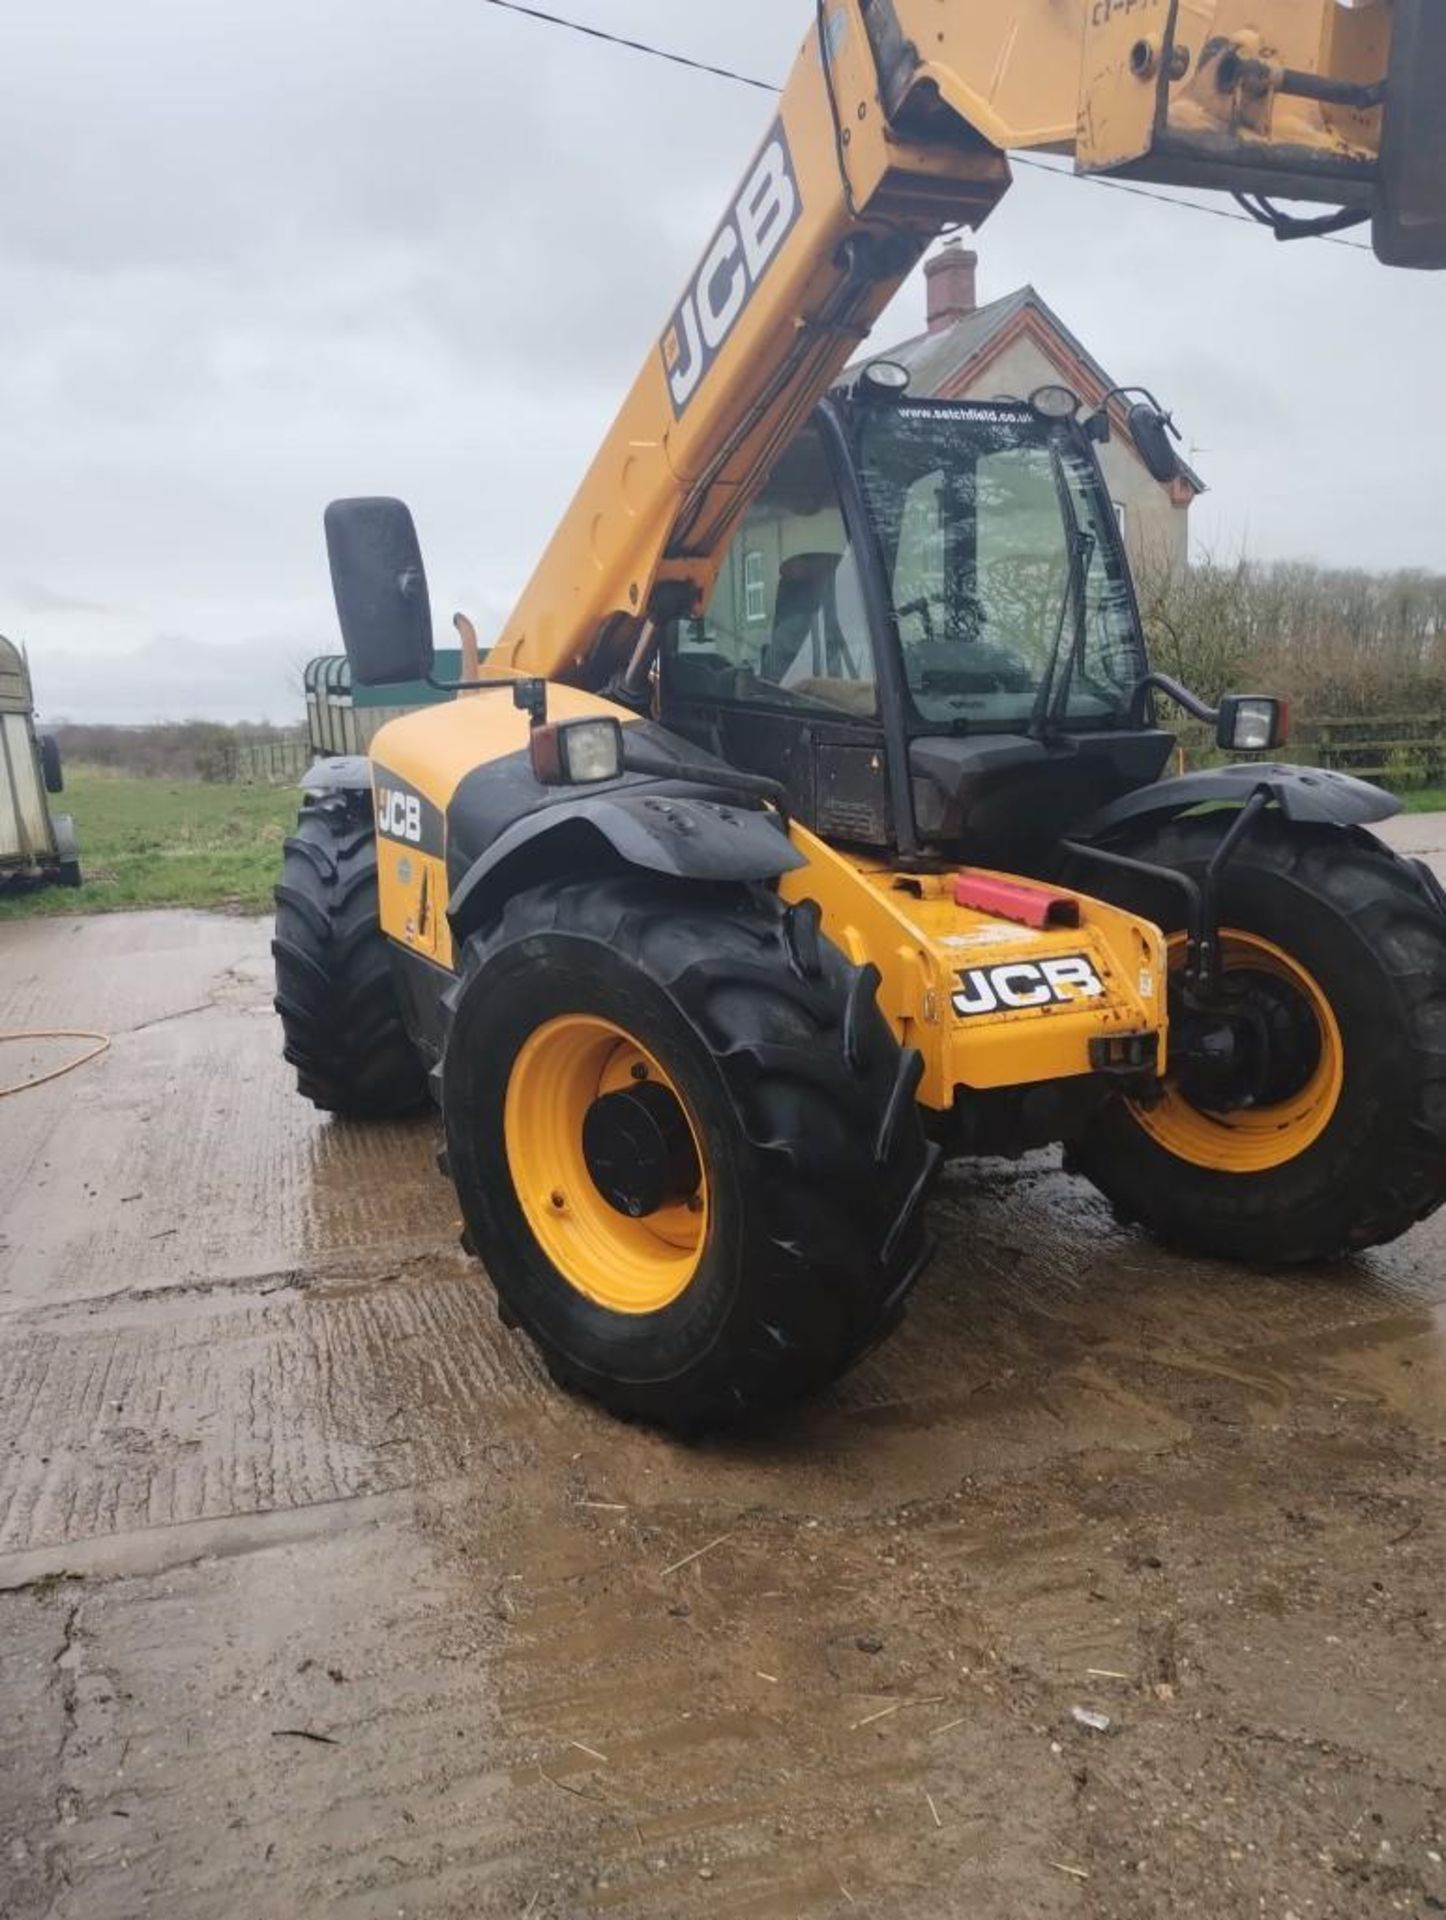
top-left (39, 733), bottom-right (63, 794)
top-left (1374, 0), bottom-right (1446, 267)
top-left (324, 498), bottom-right (435, 689)
top-left (1127, 403), bottom-right (1181, 486)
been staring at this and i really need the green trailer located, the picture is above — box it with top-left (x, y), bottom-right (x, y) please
top-left (0, 634), bottom-right (80, 890)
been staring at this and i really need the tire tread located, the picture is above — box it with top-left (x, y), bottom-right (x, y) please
top-left (442, 874), bottom-right (937, 1428)
top-left (272, 793), bottom-right (428, 1119)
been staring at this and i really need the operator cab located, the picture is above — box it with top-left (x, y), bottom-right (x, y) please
top-left (659, 384), bottom-right (1177, 869)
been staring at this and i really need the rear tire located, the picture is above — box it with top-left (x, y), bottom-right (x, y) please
top-left (440, 875), bottom-right (938, 1431)
top-left (272, 792), bottom-right (428, 1118)
top-left (1070, 818), bottom-right (1446, 1263)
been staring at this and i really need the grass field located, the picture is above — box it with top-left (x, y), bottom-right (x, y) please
top-left (0, 770), bottom-right (298, 920)
top-left (3, 768), bottom-right (1443, 923)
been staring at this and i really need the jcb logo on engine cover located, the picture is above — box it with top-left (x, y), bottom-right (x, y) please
top-left (953, 955), bottom-right (1106, 1019)
top-left (373, 770), bottom-right (444, 858)
top-left (661, 121), bottom-right (801, 418)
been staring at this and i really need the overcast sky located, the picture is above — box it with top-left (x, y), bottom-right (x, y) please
top-left (7, 0), bottom-right (1442, 723)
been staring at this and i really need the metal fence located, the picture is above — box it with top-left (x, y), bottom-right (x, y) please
top-left (222, 734), bottom-right (313, 786)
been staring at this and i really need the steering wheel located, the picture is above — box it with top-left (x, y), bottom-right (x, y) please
top-left (896, 595), bottom-right (937, 645)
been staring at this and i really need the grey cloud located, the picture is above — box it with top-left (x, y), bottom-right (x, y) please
top-left (11, 578), bottom-right (125, 617)
top-left (32, 631), bottom-right (311, 727)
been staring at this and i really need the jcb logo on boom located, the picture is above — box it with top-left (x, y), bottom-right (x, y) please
top-left (953, 955), bottom-right (1106, 1019)
top-left (661, 121), bottom-right (801, 417)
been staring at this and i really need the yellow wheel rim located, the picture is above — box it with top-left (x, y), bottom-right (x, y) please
top-left (1132, 930), bottom-right (1345, 1175)
top-left (503, 1015), bottom-right (709, 1314)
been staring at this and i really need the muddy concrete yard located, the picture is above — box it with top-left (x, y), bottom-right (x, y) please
top-left (2, 816), bottom-right (1443, 1920)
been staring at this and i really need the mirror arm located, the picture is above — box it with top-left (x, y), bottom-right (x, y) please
top-left (1094, 384), bottom-right (1180, 435)
top-left (1129, 670), bottom-right (1220, 729)
top-left (424, 671), bottom-right (518, 696)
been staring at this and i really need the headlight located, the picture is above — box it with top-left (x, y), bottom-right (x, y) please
top-left (858, 359), bottom-right (911, 399)
top-left (1216, 695), bottom-right (1289, 753)
top-left (1029, 383), bottom-right (1080, 421)
top-left (529, 717), bottom-right (625, 786)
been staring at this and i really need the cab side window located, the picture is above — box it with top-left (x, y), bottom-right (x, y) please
top-left (668, 426), bottom-right (877, 720)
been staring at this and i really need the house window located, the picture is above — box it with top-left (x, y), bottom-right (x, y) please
top-left (743, 550), bottom-right (767, 625)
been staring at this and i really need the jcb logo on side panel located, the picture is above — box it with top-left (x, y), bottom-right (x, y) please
top-left (953, 955), bottom-right (1106, 1019)
top-left (661, 121), bottom-right (801, 418)
top-left (378, 788), bottom-right (422, 845)
top-left (373, 769), bottom-right (444, 858)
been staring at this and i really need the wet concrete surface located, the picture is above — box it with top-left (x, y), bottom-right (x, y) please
top-left (1, 819), bottom-right (1443, 1918)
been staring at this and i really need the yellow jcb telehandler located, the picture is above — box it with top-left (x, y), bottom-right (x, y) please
top-left (275, 0), bottom-right (1446, 1430)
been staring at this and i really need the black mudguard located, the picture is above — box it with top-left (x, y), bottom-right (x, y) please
top-left (1077, 762), bottom-right (1402, 842)
top-left (447, 790), bottom-right (805, 944)
top-left (299, 755), bottom-right (372, 796)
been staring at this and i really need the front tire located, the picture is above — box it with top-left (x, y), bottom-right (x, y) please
top-left (1071, 818), bottom-right (1446, 1263)
top-left (440, 875), bottom-right (938, 1431)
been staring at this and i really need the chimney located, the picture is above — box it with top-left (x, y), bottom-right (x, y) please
top-left (925, 242), bottom-right (978, 333)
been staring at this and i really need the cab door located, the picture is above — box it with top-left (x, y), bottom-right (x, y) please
top-left (660, 418), bottom-right (894, 846)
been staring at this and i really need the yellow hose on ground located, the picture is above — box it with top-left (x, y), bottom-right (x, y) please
top-left (0, 1030), bottom-right (111, 1098)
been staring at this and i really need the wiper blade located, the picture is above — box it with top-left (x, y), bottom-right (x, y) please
top-left (1028, 525), bottom-right (1093, 741)
top-left (1047, 528), bottom-right (1097, 730)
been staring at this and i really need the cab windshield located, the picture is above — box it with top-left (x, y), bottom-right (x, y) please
top-left (852, 401), bottom-right (1144, 732)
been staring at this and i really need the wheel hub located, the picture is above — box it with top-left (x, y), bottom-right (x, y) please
top-left (1175, 968), bottom-right (1324, 1114)
top-left (1129, 929), bottom-right (1345, 1175)
top-left (502, 1014), bottom-right (710, 1315)
top-left (583, 1081), bottom-right (702, 1219)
